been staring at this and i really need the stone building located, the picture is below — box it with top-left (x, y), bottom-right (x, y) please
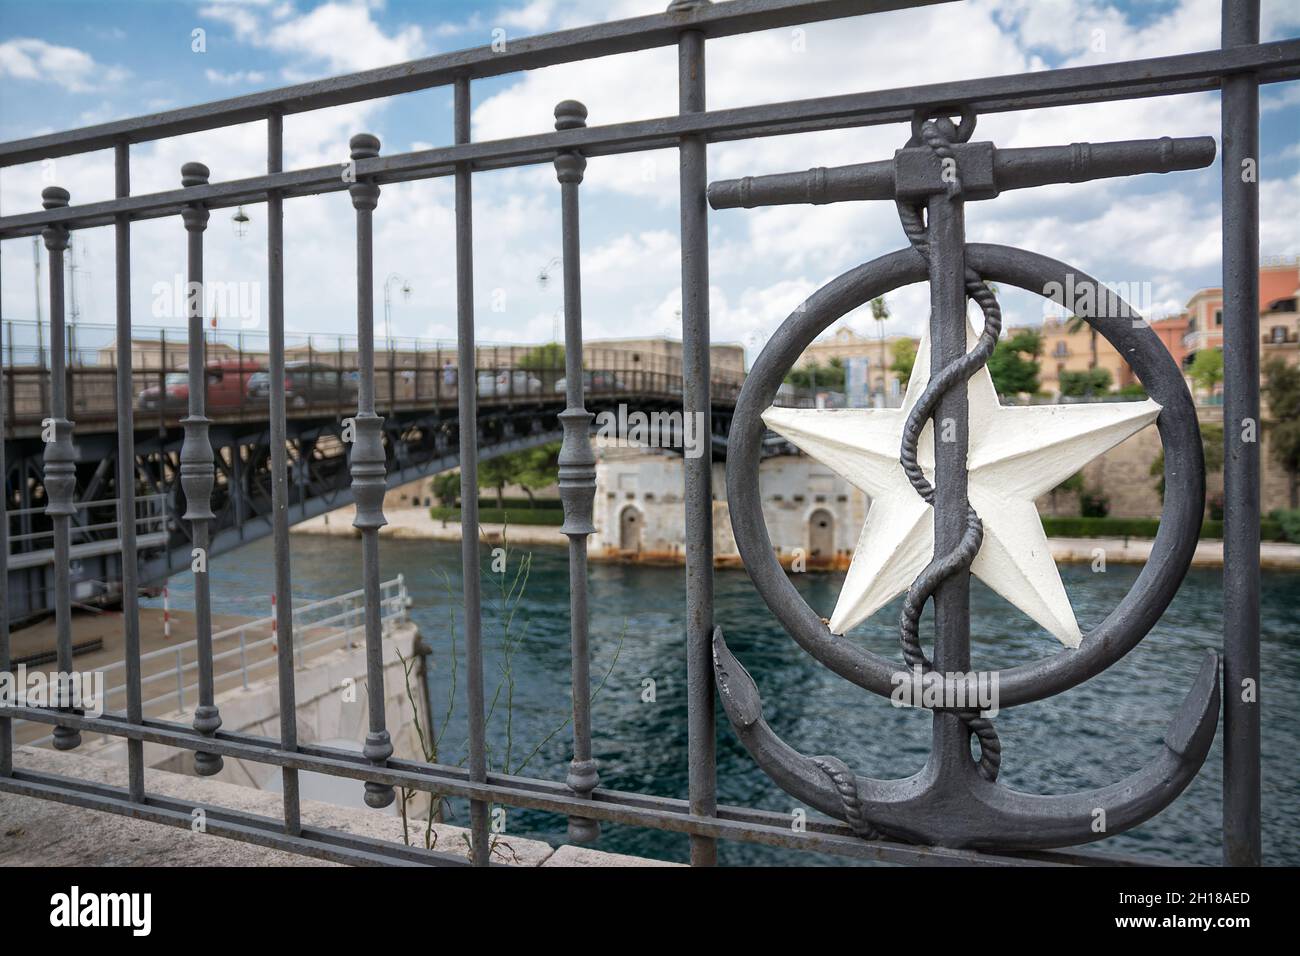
top-left (591, 446), bottom-right (866, 569)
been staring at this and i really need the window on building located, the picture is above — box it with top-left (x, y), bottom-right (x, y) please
top-left (1054, 341), bottom-right (1068, 357)
top-left (1214, 309), bottom-right (1223, 327)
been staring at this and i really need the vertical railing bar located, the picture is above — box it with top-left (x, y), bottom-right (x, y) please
top-left (0, 239), bottom-right (10, 778)
top-left (114, 141), bottom-right (145, 801)
top-left (39, 184), bottom-right (81, 753)
top-left (347, 131), bottom-right (396, 811)
top-left (267, 111), bottom-right (302, 835)
top-left (1221, 0), bottom-right (1262, 867)
top-left (179, 162), bottom-right (223, 777)
top-left (455, 75), bottom-right (491, 867)
top-left (674, 8), bottom-right (717, 867)
top-left (552, 99), bottom-right (599, 843)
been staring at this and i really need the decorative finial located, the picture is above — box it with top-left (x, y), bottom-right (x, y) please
top-left (41, 186), bottom-right (70, 209)
top-left (554, 100), bottom-right (588, 131)
top-left (350, 132), bottom-right (381, 160)
top-left (181, 161), bottom-right (210, 187)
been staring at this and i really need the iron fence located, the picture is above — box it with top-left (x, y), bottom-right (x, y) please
top-left (0, 0), bottom-right (1291, 866)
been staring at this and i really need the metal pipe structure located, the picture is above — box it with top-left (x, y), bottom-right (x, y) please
top-left (4, 41), bottom-right (1297, 239)
top-left (346, 133), bottom-right (395, 811)
top-left (179, 162), bottom-right (223, 776)
top-left (675, 4), bottom-right (717, 867)
top-left (1221, 0), bottom-right (1262, 867)
top-left (114, 143), bottom-right (145, 800)
top-left (267, 111), bottom-right (303, 835)
top-left (39, 185), bottom-right (80, 752)
top-left (553, 99), bottom-right (599, 844)
top-left (0, 0), bottom-right (1282, 868)
top-left (454, 76), bottom-right (491, 868)
top-left (0, 247), bottom-right (8, 777)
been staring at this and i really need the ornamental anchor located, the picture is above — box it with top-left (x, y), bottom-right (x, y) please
top-left (711, 111), bottom-right (1220, 851)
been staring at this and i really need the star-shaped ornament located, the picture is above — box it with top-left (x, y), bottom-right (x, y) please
top-left (764, 317), bottom-right (1161, 648)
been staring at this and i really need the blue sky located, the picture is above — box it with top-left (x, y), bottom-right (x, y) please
top-left (1, 0), bottom-right (1297, 361)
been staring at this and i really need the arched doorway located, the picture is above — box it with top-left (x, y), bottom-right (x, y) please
top-left (619, 506), bottom-right (643, 553)
top-left (808, 508), bottom-right (834, 567)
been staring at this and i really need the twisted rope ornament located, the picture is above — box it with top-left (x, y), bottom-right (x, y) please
top-left (894, 117), bottom-right (1002, 783)
top-left (812, 755), bottom-right (880, 839)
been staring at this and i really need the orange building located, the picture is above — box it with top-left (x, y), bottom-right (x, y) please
top-left (1181, 257), bottom-right (1300, 365)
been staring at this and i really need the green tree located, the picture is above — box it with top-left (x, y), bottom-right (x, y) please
top-left (478, 455), bottom-right (515, 509)
top-left (517, 342), bottom-right (565, 371)
top-left (1060, 367), bottom-right (1112, 397)
top-left (987, 328), bottom-right (1042, 397)
top-left (1150, 422), bottom-right (1224, 502)
top-left (1263, 357), bottom-right (1300, 507)
top-left (431, 470), bottom-right (460, 507)
top-left (514, 442), bottom-right (561, 507)
top-left (785, 357), bottom-right (846, 392)
top-left (890, 337), bottom-right (917, 390)
top-left (1188, 348), bottom-right (1225, 398)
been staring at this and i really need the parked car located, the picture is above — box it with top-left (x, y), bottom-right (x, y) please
top-left (553, 370), bottom-right (620, 393)
top-left (477, 369), bottom-right (543, 397)
top-left (246, 362), bottom-right (357, 408)
top-left (136, 361), bottom-right (263, 413)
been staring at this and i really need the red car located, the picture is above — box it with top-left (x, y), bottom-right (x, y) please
top-left (136, 360), bottom-right (264, 413)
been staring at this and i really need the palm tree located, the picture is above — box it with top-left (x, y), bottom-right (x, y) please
top-left (871, 296), bottom-right (890, 400)
top-left (1065, 314), bottom-right (1099, 371)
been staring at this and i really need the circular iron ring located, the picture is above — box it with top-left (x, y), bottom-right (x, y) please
top-left (727, 243), bottom-right (1204, 709)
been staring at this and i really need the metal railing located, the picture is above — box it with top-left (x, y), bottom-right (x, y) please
top-left (0, 318), bottom-right (749, 435)
top-left (15, 577), bottom-right (410, 748)
top-left (6, 493), bottom-right (167, 557)
top-left (0, 0), bottom-right (1288, 867)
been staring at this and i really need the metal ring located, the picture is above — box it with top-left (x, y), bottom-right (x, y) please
top-left (907, 105), bottom-right (977, 147)
top-left (725, 243), bottom-right (1204, 709)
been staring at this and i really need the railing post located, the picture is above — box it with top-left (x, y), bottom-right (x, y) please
top-left (175, 647), bottom-right (184, 711)
top-left (267, 111), bottom-right (301, 835)
top-left (40, 185), bottom-right (81, 752)
top-left (672, 0), bottom-right (717, 867)
top-left (1221, 0), bottom-right (1261, 867)
top-left (114, 141), bottom-right (146, 800)
top-left (552, 99), bottom-right (600, 843)
top-left (179, 162), bottom-right (223, 776)
top-left (0, 259), bottom-right (10, 777)
top-left (454, 75), bottom-right (492, 867)
top-left (239, 628), bottom-right (248, 690)
top-left (347, 132), bottom-right (396, 810)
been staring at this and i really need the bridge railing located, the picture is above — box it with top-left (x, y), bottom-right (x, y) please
top-left (1, 319), bottom-right (749, 435)
top-left (0, 0), bottom-right (1282, 868)
top-left (15, 577), bottom-right (410, 748)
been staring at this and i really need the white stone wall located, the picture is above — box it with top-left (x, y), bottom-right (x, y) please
top-left (592, 449), bottom-right (867, 568)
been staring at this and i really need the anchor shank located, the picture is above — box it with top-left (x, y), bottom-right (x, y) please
top-left (926, 191), bottom-right (975, 774)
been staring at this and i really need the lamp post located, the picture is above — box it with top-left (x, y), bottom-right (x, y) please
top-left (383, 272), bottom-right (411, 335)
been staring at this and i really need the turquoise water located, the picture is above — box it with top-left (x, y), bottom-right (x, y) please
top-left (175, 534), bottom-right (1300, 865)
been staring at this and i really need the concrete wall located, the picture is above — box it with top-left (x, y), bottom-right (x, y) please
top-left (83, 623), bottom-right (427, 813)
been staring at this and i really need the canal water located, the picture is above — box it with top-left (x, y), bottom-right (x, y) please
top-left (170, 534), bottom-right (1299, 865)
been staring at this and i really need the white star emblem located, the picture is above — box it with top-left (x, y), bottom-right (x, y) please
top-left (764, 318), bottom-right (1161, 648)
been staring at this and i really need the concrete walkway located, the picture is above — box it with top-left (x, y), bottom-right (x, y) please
top-left (0, 746), bottom-right (679, 867)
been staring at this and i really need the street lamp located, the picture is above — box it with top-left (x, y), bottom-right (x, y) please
top-left (383, 272), bottom-right (412, 338)
top-left (232, 206), bottom-right (251, 238)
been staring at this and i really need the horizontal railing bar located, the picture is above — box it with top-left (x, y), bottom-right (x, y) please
top-left (3, 708), bottom-right (1164, 866)
top-left (1, 38), bottom-right (1296, 240)
top-left (0, 0), bottom-right (947, 167)
top-left (0, 769), bottom-right (470, 866)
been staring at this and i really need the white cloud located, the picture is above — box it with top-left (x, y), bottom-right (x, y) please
top-left (205, 68), bottom-right (268, 86)
top-left (0, 38), bottom-right (127, 93)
